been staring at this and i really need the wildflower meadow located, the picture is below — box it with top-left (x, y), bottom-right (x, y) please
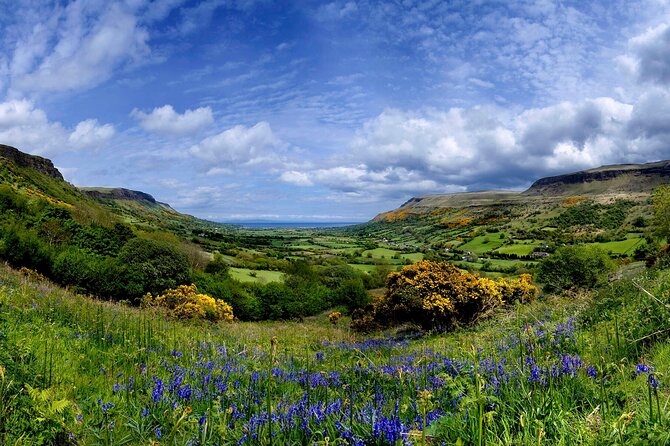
top-left (0, 263), bottom-right (669, 445)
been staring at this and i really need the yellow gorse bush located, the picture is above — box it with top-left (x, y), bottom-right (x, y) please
top-left (142, 284), bottom-right (233, 322)
top-left (354, 260), bottom-right (539, 331)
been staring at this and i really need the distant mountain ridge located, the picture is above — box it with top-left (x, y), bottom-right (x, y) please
top-left (79, 187), bottom-right (158, 204)
top-left (374, 160), bottom-right (670, 221)
top-left (524, 160), bottom-right (670, 196)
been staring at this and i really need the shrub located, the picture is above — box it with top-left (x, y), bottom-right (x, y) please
top-left (352, 260), bottom-right (538, 331)
top-left (118, 237), bottom-right (191, 296)
top-left (142, 284), bottom-right (233, 322)
top-left (204, 252), bottom-right (230, 276)
top-left (652, 185), bottom-right (670, 239)
top-left (334, 278), bottom-right (370, 312)
top-left (538, 245), bottom-right (614, 292)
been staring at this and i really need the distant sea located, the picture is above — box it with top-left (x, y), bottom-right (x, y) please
top-left (229, 222), bottom-right (363, 229)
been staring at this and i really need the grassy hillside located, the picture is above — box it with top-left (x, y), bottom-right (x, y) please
top-left (2, 257), bottom-right (670, 444)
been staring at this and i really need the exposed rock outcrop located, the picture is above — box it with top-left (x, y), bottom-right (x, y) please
top-left (0, 144), bottom-right (64, 181)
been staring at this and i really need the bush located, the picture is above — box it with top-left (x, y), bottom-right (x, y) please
top-left (142, 284), bottom-right (234, 322)
top-left (0, 227), bottom-right (53, 274)
top-left (204, 252), bottom-right (230, 276)
top-left (538, 245), bottom-right (614, 292)
top-left (193, 271), bottom-right (262, 321)
top-left (118, 237), bottom-right (191, 296)
top-left (352, 260), bottom-right (538, 331)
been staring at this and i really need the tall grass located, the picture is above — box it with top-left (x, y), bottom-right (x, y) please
top-left (1, 262), bottom-right (670, 445)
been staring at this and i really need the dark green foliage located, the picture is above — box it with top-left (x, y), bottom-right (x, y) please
top-left (652, 185), bottom-right (670, 239)
top-left (193, 271), bottom-right (262, 320)
top-left (118, 237), bottom-right (191, 296)
top-left (204, 252), bottom-right (230, 277)
top-left (333, 278), bottom-right (370, 312)
top-left (554, 200), bottom-right (635, 230)
top-left (0, 184), bottom-right (27, 213)
top-left (538, 245), bottom-right (614, 292)
top-left (363, 264), bottom-right (393, 289)
top-left (0, 226), bottom-right (53, 273)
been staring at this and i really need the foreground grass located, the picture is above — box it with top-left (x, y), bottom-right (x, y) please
top-left (1, 263), bottom-right (670, 445)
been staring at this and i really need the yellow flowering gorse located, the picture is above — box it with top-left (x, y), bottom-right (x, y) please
top-left (355, 260), bottom-right (539, 330)
top-left (143, 284), bottom-right (233, 322)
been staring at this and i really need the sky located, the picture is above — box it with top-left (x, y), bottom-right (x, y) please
top-left (2, 1), bottom-right (670, 222)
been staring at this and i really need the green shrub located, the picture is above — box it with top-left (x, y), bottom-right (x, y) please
top-left (117, 237), bottom-right (191, 296)
top-left (538, 245), bottom-right (614, 292)
top-left (0, 226), bottom-right (53, 273)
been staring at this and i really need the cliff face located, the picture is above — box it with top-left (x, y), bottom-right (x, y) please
top-left (0, 144), bottom-right (64, 181)
top-left (80, 188), bottom-right (157, 203)
top-left (524, 160), bottom-right (670, 195)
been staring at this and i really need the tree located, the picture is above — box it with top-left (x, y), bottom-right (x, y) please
top-left (205, 252), bottom-right (230, 277)
top-left (652, 185), bottom-right (670, 239)
top-left (538, 245), bottom-right (613, 292)
top-left (117, 237), bottom-right (191, 296)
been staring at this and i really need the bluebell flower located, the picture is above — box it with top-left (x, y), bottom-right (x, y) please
top-left (587, 366), bottom-right (597, 379)
top-left (636, 363), bottom-right (653, 375)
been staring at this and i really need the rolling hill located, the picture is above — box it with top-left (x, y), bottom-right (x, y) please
top-left (373, 160), bottom-right (670, 222)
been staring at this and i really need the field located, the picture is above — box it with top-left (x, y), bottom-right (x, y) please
top-left (587, 237), bottom-right (645, 255)
top-left (3, 263), bottom-right (670, 445)
top-left (457, 233), bottom-right (507, 254)
top-left (495, 241), bottom-right (544, 256)
top-left (228, 267), bottom-right (285, 283)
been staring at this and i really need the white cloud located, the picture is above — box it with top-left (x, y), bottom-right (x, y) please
top-left (0, 99), bottom-right (114, 155)
top-left (0, 99), bottom-right (66, 155)
top-left (68, 119), bottom-right (115, 149)
top-left (284, 92), bottom-right (670, 200)
top-left (131, 104), bottom-right (214, 134)
top-left (628, 22), bottom-right (670, 85)
top-left (280, 170), bottom-right (313, 186)
top-left (8, 2), bottom-right (150, 95)
top-left (190, 121), bottom-right (286, 166)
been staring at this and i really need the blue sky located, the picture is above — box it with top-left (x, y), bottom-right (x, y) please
top-left (2, 0), bottom-right (670, 222)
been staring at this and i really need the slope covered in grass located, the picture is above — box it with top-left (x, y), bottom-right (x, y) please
top-left (2, 262), bottom-right (670, 445)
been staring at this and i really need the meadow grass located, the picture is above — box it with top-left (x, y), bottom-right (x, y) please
top-left (588, 237), bottom-right (645, 255)
top-left (458, 234), bottom-right (507, 255)
top-left (228, 268), bottom-right (285, 284)
top-left (495, 242), bottom-right (543, 256)
top-left (1, 263), bottom-right (670, 445)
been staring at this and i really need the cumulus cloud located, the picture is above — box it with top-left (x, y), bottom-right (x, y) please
top-left (190, 121), bottom-right (287, 167)
top-left (628, 22), bottom-right (670, 86)
top-left (0, 99), bottom-right (114, 155)
top-left (7, 2), bottom-right (150, 95)
top-left (283, 92), bottom-right (670, 201)
top-left (131, 105), bottom-right (214, 134)
top-left (68, 119), bottom-right (115, 149)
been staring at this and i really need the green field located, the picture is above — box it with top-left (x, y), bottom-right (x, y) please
top-left (361, 247), bottom-right (424, 262)
top-left (229, 267), bottom-right (285, 283)
top-left (458, 233), bottom-right (507, 254)
top-left (495, 241), bottom-right (543, 256)
top-left (590, 237), bottom-right (644, 255)
top-left (347, 263), bottom-right (377, 273)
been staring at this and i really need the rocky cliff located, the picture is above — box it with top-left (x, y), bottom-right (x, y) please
top-left (0, 144), bottom-right (64, 181)
top-left (80, 188), bottom-right (158, 203)
top-left (524, 160), bottom-right (670, 195)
